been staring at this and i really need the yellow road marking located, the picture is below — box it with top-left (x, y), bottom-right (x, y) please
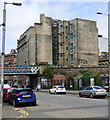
top-left (14, 108), bottom-right (28, 118)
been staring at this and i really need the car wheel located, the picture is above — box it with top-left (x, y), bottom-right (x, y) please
top-left (90, 93), bottom-right (94, 98)
top-left (49, 91), bottom-right (52, 94)
top-left (55, 91), bottom-right (57, 94)
top-left (79, 92), bottom-right (83, 97)
top-left (3, 98), bottom-right (6, 103)
top-left (13, 100), bottom-right (17, 107)
top-left (8, 100), bottom-right (10, 104)
top-left (32, 101), bottom-right (36, 106)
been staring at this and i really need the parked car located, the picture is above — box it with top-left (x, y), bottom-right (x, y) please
top-left (8, 88), bottom-right (37, 107)
top-left (0, 84), bottom-right (11, 91)
top-left (79, 86), bottom-right (108, 98)
top-left (49, 85), bottom-right (66, 94)
top-left (3, 87), bottom-right (15, 102)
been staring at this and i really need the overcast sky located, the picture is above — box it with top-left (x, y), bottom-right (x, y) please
top-left (0, 0), bottom-right (109, 54)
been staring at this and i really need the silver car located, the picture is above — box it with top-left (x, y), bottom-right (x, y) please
top-left (79, 86), bottom-right (107, 98)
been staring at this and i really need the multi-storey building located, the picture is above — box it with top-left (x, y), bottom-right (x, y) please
top-left (17, 14), bottom-right (98, 67)
top-left (0, 49), bottom-right (17, 86)
top-left (99, 52), bottom-right (109, 67)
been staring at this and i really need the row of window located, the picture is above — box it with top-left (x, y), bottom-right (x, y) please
top-left (59, 54), bottom-right (75, 63)
top-left (53, 33), bottom-right (75, 40)
top-left (60, 23), bottom-right (75, 30)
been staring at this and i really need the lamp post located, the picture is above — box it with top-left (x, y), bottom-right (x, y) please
top-left (97, 1), bottom-right (110, 96)
top-left (1, 2), bottom-right (22, 105)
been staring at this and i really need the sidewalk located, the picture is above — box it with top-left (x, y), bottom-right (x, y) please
top-left (35, 89), bottom-right (110, 97)
top-left (35, 89), bottom-right (79, 95)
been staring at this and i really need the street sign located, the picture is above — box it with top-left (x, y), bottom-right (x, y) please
top-left (90, 78), bottom-right (94, 86)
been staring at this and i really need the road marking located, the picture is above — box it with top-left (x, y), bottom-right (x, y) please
top-left (14, 108), bottom-right (28, 118)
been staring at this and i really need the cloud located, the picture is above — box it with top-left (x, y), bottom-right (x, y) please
top-left (0, 0), bottom-right (108, 54)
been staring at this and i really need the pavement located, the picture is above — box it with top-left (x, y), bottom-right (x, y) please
top-left (34, 89), bottom-right (110, 97)
top-left (34, 89), bottom-right (80, 95)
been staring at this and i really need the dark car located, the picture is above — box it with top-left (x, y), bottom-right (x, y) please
top-left (8, 88), bottom-right (37, 107)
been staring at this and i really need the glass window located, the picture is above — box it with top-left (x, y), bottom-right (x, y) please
top-left (53, 21), bottom-right (57, 24)
top-left (73, 34), bottom-right (75, 39)
top-left (93, 86), bottom-right (102, 89)
top-left (84, 87), bottom-right (89, 90)
top-left (66, 36), bottom-right (68, 40)
top-left (53, 26), bottom-right (57, 31)
top-left (70, 43), bottom-right (73, 50)
top-left (70, 23), bottom-right (73, 30)
top-left (88, 87), bottom-right (93, 90)
top-left (66, 26), bottom-right (68, 30)
top-left (60, 24), bottom-right (63, 29)
top-left (66, 58), bottom-right (68, 62)
top-left (60, 34), bottom-right (63, 38)
top-left (18, 90), bottom-right (32, 95)
top-left (66, 47), bottom-right (68, 50)
top-left (60, 54), bottom-right (63, 58)
top-left (70, 54), bottom-right (73, 62)
top-left (60, 43), bottom-right (63, 47)
top-left (70, 33), bottom-right (73, 39)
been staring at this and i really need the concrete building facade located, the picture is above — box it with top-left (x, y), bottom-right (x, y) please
top-left (17, 14), bottom-right (98, 67)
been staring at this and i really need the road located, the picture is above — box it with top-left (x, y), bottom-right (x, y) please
top-left (2, 92), bottom-right (109, 119)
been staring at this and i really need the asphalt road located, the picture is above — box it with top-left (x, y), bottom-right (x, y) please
top-left (2, 92), bottom-right (109, 119)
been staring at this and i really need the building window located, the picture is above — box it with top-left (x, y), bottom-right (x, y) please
top-left (66, 58), bottom-right (68, 63)
top-left (105, 64), bottom-right (108, 67)
top-left (102, 64), bottom-right (104, 67)
top-left (73, 34), bottom-right (75, 39)
top-left (53, 21), bottom-right (57, 24)
top-left (70, 54), bottom-right (73, 62)
top-left (70, 23), bottom-right (73, 30)
top-left (66, 26), bottom-right (68, 30)
top-left (66, 36), bottom-right (68, 40)
top-left (60, 54), bottom-right (63, 58)
top-left (54, 43), bottom-right (57, 48)
top-left (60, 43), bottom-right (63, 47)
top-left (53, 26), bottom-right (57, 31)
top-left (60, 34), bottom-right (63, 38)
top-left (70, 33), bottom-right (73, 40)
top-left (99, 64), bottom-right (101, 67)
top-left (60, 24), bottom-right (63, 29)
top-left (66, 47), bottom-right (68, 51)
top-left (70, 43), bottom-right (73, 50)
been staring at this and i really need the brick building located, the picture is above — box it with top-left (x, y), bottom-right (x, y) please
top-left (17, 14), bottom-right (98, 67)
top-left (99, 52), bottom-right (109, 67)
top-left (51, 74), bottom-right (67, 85)
top-left (0, 49), bottom-right (17, 86)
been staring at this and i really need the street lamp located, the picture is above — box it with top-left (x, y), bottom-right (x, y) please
top-left (1, 2), bottom-right (22, 105)
top-left (97, 1), bottom-right (110, 96)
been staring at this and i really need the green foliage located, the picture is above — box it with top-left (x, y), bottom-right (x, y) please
top-left (66, 74), bottom-right (73, 80)
top-left (82, 70), bottom-right (102, 88)
top-left (43, 65), bottom-right (54, 79)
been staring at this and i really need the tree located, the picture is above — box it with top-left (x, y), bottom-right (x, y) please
top-left (43, 65), bottom-right (54, 79)
top-left (65, 74), bottom-right (73, 90)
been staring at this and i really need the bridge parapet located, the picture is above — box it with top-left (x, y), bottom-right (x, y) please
top-left (0, 66), bottom-right (40, 75)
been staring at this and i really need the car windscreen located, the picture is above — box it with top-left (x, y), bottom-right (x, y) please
top-left (7, 89), bottom-right (13, 93)
top-left (58, 86), bottom-right (64, 88)
top-left (18, 90), bottom-right (33, 95)
top-left (93, 87), bottom-right (102, 89)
